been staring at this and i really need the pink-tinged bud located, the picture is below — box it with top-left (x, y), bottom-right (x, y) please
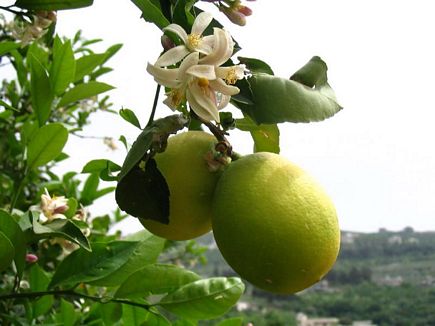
top-left (26, 253), bottom-right (38, 264)
top-left (238, 5), bottom-right (252, 16)
top-left (161, 35), bottom-right (175, 51)
top-left (220, 7), bottom-right (247, 26)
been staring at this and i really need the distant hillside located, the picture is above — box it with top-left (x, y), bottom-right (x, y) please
top-left (196, 228), bottom-right (435, 326)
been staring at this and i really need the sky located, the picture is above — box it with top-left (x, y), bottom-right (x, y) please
top-left (42, 0), bottom-right (435, 233)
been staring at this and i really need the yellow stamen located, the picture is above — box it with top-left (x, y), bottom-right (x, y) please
top-left (225, 68), bottom-right (238, 85)
top-left (170, 89), bottom-right (183, 107)
top-left (197, 78), bottom-right (209, 88)
top-left (187, 33), bottom-right (202, 49)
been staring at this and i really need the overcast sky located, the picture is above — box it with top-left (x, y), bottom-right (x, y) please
top-left (52, 0), bottom-right (435, 233)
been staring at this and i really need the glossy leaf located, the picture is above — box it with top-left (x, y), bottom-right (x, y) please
top-left (122, 305), bottom-right (149, 325)
top-left (33, 218), bottom-right (91, 251)
top-left (57, 81), bottom-right (114, 108)
top-left (27, 123), bottom-right (68, 170)
top-left (115, 264), bottom-right (201, 298)
top-left (0, 231), bottom-right (14, 273)
top-left (236, 115), bottom-right (280, 154)
top-left (131, 0), bottom-right (170, 30)
top-left (0, 210), bottom-right (26, 277)
top-left (91, 234), bottom-right (165, 287)
top-left (116, 159), bottom-right (170, 224)
top-left (82, 159), bottom-right (121, 181)
top-left (14, 0), bottom-right (94, 10)
top-left (120, 108), bottom-right (141, 129)
top-left (49, 241), bottom-right (140, 288)
top-left (158, 277), bottom-right (245, 321)
top-left (74, 53), bottom-right (107, 82)
top-left (50, 36), bottom-right (76, 95)
top-left (238, 56), bottom-right (274, 75)
top-left (217, 317), bottom-right (244, 326)
top-left (100, 302), bottom-right (122, 325)
top-left (234, 57), bottom-right (342, 124)
top-left (29, 53), bottom-right (54, 126)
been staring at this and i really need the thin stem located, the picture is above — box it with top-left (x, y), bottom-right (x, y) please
top-left (146, 84), bottom-right (161, 128)
top-left (0, 289), bottom-right (151, 310)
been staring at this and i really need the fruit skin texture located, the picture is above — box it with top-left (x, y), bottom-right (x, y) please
top-left (212, 152), bottom-right (340, 294)
top-left (140, 131), bottom-right (220, 241)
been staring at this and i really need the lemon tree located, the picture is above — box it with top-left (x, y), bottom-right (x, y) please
top-left (212, 152), bottom-right (340, 294)
top-left (140, 131), bottom-right (221, 240)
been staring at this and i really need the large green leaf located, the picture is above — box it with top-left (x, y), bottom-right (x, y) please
top-left (0, 41), bottom-right (20, 57)
top-left (33, 218), bottom-right (91, 251)
top-left (0, 231), bottom-right (14, 273)
top-left (27, 123), bottom-right (69, 170)
top-left (0, 210), bottom-right (26, 277)
top-left (233, 56), bottom-right (342, 124)
top-left (115, 264), bottom-right (201, 298)
top-left (121, 305), bottom-right (150, 325)
top-left (90, 234), bottom-right (165, 287)
top-left (158, 277), bottom-right (245, 321)
top-left (82, 159), bottom-right (121, 181)
top-left (131, 0), bottom-right (171, 30)
top-left (29, 53), bottom-right (54, 126)
top-left (50, 36), bottom-right (76, 95)
top-left (14, 0), bottom-right (94, 10)
top-left (235, 115), bottom-right (280, 154)
top-left (57, 81), bottom-right (114, 108)
top-left (56, 299), bottom-right (79, 326)
top-left (29, 264), bottom-right (54, 318)
top-left (73, 53), bottom-right (107, 82)
top-left (49, 241), bottom-right (140, 288)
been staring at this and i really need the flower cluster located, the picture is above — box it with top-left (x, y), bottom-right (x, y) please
top-left (9, 11), bottom-right (57, 46)
top-left (39, 188), bottom-right (69, 223)
top-left (146, 12), bottom-right (245, 123)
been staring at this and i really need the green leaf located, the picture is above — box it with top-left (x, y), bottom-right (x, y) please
top-left (27, 123), bottom-right (69, 169)
top-left (122, 305), bottom-right (149, 325)
top-left (120, 108), bottom-right (141, 129)
top-left (82, 159), bottom-right (121, 174)
top-left (131, 0), bottom-right (171, 29)
top-left (0, 41), bottom-right (20, 57)
top-left (91, 234), bottom-right (165, 287)
top-left (29, 53), bottom-right (54, 126)
top-left (236, 115), bottom-right (280, 154)
top-left (0, 231), bottom-right (14, 273)
top-left (100, 302), bottom-right (122, 325)
top-left (57, 81), bottom-right (114, 108)
top-left (33, 218), bottom-right (91, 251)
top-left (56, 299), bottom-right (78, 326)
top-left (158, 277), bottom-right (245, 321)
top-left (0, 99), bottom-right (18, 112)
top-left (234, 57), bottom-right (342, 124)
top-left (115, 263), bottom-right (201, 298)
top-left (216, 317), bottom-right (244, 326)
top-left (14, 0), bottom-right (94, 10)
top-left (49, 241), bottom-right (141, 288)
top-left (50, 36), bottom-right (76, 95)
top-left (0, 210), bottom-right (26, 277)
top-left (80, 173), bottom-right (99, 206)
top-left (116, 159), bottom-right (170, 224)
top-left (29, 264), bottom-right (54, 318)
top-left (74, 53), bottom-right (107, 82)
top-left (103, 43), bottom-right (123, 63)
top-left (238, 56), bottom-right (274, 75)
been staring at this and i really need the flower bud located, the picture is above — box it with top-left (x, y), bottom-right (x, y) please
top-left (161, 35), bottom-right (175, 52)
top-left (238, 5), bottom-right (252, 16)
top-left (220, 6), bottom-right (247, 26)
top-left (25, 253), bottom-right (38, 264)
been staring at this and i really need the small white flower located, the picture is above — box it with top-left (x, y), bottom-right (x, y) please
top-left (155, 12), bottom-right (214, 67)
top-left (39, 188), bottom-right (68, 223)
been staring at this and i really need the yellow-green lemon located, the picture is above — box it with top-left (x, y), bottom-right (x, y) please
top-left (212, 152), bottom-right (340, 294)
top-left (140, 131), bottom-right (220, 241)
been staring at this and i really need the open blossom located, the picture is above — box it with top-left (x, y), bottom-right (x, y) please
top-left (39, 188), bottom-right (68, 223)
top-left (147, 13), bottom-right (245, 122)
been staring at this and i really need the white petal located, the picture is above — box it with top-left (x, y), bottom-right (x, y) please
top-left (146, 63), bottom-right (180, 87)
top-left (186, 65), bottom-right (216, 80)
top-left (163, 24), bottom-right (188, 43)
top-left (179, 52), bottom-right (200, 77)
top-left (163, 96), bottom-right (178, 111)
top-left (209, 78), bottom-right (240, 95)
top-left (215, 65), bottom-right (245, 80)
top-left (155, 46), bottom-right (189, 66)
top-left (192, 12), bottom-right (213, 35)
top-left (187, 83), bottom-right (220, 122)
top-left (199, 28), bottom-right (233, 66)
top-left (217, 94), bottom-right (230, 110)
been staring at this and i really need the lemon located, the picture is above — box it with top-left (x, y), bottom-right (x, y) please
top-left (212, 152), bottom-right (340, 294)
top-left (140, 131), bottom-right (220, 241)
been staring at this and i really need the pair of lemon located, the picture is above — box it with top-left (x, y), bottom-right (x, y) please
top-left (140, 131), bottom-right (340, 295)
